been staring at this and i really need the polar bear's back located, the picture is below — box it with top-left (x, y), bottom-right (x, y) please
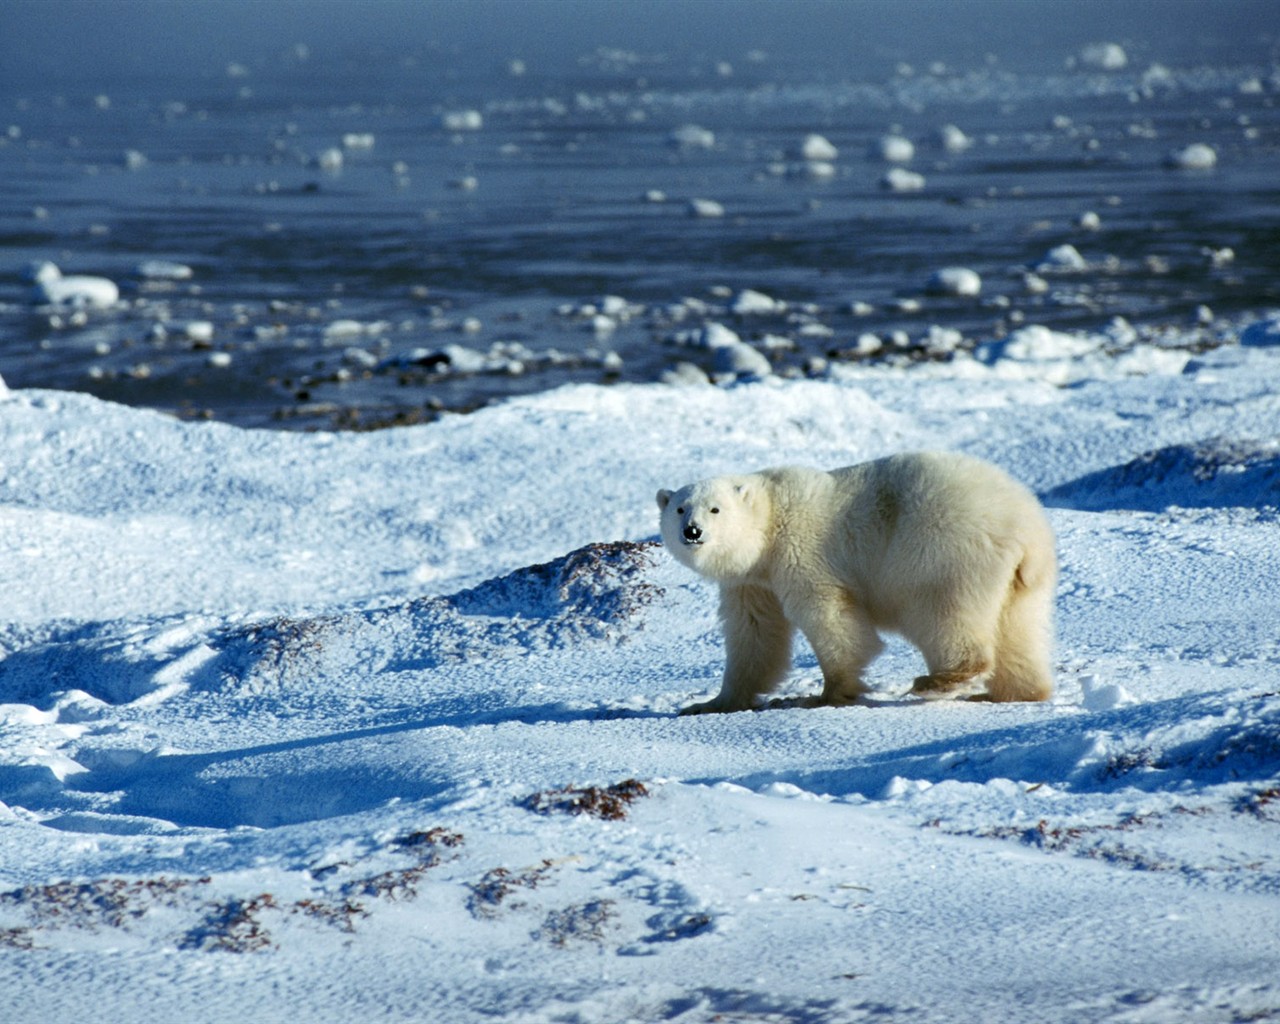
top-left (822, 451), bottom-right (1054, 602)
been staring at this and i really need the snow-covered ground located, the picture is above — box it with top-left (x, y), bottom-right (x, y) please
top-left (1, 317), bottom-right (1279, 1023)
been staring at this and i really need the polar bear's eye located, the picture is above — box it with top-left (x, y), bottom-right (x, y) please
top-left (710, 507), bottom-right (720, 514)
top-left (676, 506), bottom-right (685, 515)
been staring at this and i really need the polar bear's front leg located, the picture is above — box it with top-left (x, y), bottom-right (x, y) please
top-left (784, 585), bottom-right (881, 706)
top-left (681, 583), bottom-right (794, 714)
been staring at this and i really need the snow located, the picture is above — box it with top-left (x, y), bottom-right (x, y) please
top-left (1, 317), bottom-right (1279, 1022)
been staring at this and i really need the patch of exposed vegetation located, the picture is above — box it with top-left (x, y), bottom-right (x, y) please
top-left (0, 875), bottom-right (205, 932)
top-left (182, 894), bottom-right (281, 953)
top-left (340, 826), bottom-right (465, 902)
top-left (536, 899), bottom-right (617, 948)
top-left (1237, 787), bottom-right (1280, 820)
top-left (521, 779), bottom-right (649, 821)
top-left (450, 540), bottom-right (665, 638)
top-left (1, 826), bottom-right (464, 954)
top-left (466, 860), bottom-right (559, 919)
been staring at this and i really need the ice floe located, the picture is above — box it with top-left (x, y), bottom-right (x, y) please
top-left (25, 262), bottom-right (120, 309)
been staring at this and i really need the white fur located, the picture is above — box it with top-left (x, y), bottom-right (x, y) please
top-left (657, 452), bottom-right (1057, 713)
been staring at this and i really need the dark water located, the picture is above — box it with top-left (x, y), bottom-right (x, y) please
top-left (2, 38), bottom-right (1278, 430)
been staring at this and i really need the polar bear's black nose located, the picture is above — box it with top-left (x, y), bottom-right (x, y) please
top-left (683, 523), bottom-right (702, 543)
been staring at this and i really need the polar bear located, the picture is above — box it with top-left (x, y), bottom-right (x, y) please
top-left (656, 452), bottom-right (1056, 712)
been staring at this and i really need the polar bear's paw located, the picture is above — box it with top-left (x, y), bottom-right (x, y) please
top-left (910, 673), bottom-right (989, 701)
top-left (679, 696), bottom-right (754, 715)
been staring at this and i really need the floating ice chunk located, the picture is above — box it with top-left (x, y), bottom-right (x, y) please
top-left (1078, 42), bottom-right (1128, 70)
top-left (659, 361), bottom-right (711, 386)
top-left (26, 262), bottom-right (119, 308)
top-left (797, 133), bottom-right (837, 161)
top-left (450, 175), bottom-right (479, 191)
top-left (698, 322), bottom-right (741, 349)
top-left (796, 322), bottom-right (833, 339)
top-left (1037, 244), bottom-right (1087, 271)
top-left (881, 167), bottom-right (925, 192)
top-left (1077, 211), bottom-right (1102, 231)
top-left (123, 149), bottom-right (147, 170)
top-left (323, 320), bottom-right (366, 341)
top-left (322, 319), bottom-right (389, 343)
top-left (918, 326), bottom-right (963, 353)
top-left (792, 160), bottom-right (836, 180)
top-left (642, 189), bottom-right (667, 203)
top-left (1241, 316), bottom-right (1280, 348)
top-left (1139, 64), bottom-right (1175, 92)
top-left (876, 134), bottom-right (915, 162)
top-left (435, 344), bottom-right (487, 373)
top-left (342, 133), bottom-right (375, 150)
top-left (687, 198), bottom-right (725, 218)
top-left (315, 147), bottom-right (344, 171)
top-left (926, 266), bottom-right (982, 297)
top-left (936, 124), bottom-right (972, 152)
top-left (136, 259), bottom-right (194, 281)
top-left (713, 341), bottom-right (771, 378)
top-left (978, 324), bottom-right (1099, 364)
top-left (182, 321), bottom-right (215, 343)
top-left (669, 124), bottom-right (716, 149)
top-left (597, 295), bottom-right (631, 318)
top-left (442, 109), bottom-right (483, 131)
top-left (343, 347), bottom-right (379, 369)
top-left (206, 351), bottom-right (232, 368)
top-left (730, 289), bottom-right (784, 315)
top-left (1166, 143), bottom-right (1217, 170)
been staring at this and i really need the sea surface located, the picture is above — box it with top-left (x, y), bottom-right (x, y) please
top-left (1, 39), bottom-right (1278, 430)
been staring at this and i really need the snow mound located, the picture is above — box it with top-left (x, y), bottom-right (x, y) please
top-left (1044, 440), bottom-right (1280, 511)
top-left (212, 540), bottom-right (665, 697)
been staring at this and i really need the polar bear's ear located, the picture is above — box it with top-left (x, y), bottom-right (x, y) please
top-left (734, 479), bottom-right (758, 506)
top-left (656, 489), bottom-right (672, 511)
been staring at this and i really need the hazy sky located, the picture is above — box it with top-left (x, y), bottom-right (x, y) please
top-left (2, 0), bottom-right (1275, 85)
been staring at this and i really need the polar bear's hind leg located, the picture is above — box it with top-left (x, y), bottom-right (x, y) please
top-left (984, 572), bottom-right (1054, 702)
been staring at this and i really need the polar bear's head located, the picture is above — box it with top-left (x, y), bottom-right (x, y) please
top-left (656, 474), bottom-right (770, 581)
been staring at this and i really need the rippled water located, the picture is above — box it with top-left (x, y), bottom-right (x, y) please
top-left (2, 46), bottom-right (1278, 429)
